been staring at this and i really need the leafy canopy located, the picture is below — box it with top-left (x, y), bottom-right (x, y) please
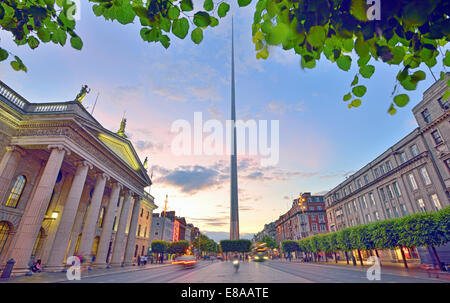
top-left (1, 0), bottom-right (449, 113)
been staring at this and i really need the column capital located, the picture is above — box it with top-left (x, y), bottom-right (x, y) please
top-left (111, 182), bottom-right (123, 191)
top-left (74, 160), bottom-right (93, 170)
top-left (95, 172), bottom-right (110, 181)
top-left (48, 144), bottom-right (71, 156)
top-left (5, 145), bottom-right (26, 156)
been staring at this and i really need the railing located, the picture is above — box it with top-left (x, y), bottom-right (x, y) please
top-left (33, 104), bottom-right (68, 112)
top-left (0, 82), bottom-right (27, 109)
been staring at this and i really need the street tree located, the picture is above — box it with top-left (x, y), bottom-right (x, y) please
top-left (1, 0), bottom-right (449, 113)
top-left (168, 240), bottom-right (190, 255)
top-left (260, 235), bottom-right (277, 249)
top-left (151, 240), bottom-right (169, 263)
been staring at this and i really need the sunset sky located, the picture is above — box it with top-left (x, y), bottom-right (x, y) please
top-left (0, 2), bottom-right (445, 241)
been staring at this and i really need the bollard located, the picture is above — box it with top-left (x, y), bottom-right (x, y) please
top-left (0, 259), bottom-right (16, 280)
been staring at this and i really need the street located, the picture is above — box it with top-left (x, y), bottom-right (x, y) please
top-left (57, 260), bottom-right (447, 283)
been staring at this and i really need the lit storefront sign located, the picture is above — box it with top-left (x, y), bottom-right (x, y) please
top-left (172, 220), bottom-right (180, 242)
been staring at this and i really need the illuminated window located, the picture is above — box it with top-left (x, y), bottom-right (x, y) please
top-left (417, 199), bottom-right (426, 212)
top-left (431, 194), bottom-right (442, 211)
top-left (408, 174), bottom-right (418, 190)
top-left (5, 175), bottom-right (26, 208)
top-left (373, 212), bottom-right (380, 221)
top-left (0, 221), bottom-right (12, 256)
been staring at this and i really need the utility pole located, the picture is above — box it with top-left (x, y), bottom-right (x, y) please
top-left (160, 194), bottom-right (168, 241)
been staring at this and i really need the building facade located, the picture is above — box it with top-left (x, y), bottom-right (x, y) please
top-left (133, 195), bottom-right (157, 261)
top-left (325, 75), bottom-right (450, 264)
top-left (252, 222), bottom-right (276, 243)
top-left (150, 211), bottom-right (197, 244)
top-left (275, 193), bottom-right (328, 244)
top-left (0, 81), bottom-right (156, 274)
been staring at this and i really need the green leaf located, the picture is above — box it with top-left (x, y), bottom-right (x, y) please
top-left (267, 23), bottom-right (289, 45)
top-left (181, 0), bottom-right (194, 12)
top-left (168, 6), bottom-right (180, 20)
top-left (218, 3), bottom-right (230, 18)
top-left (337, 55), bottom-right (352, 71)
top-left (351, 0), bottom-right (368, 21)
top-left (160, 35), bottom-right (170, 49)
top-left (388, 104), bottom-right (397, 115)
top-left (351, 75), bottom-right (359, 86)
top-left (203, 0), bottom-right (214, 11)
top-left (355, 36), bottom-right (369, 58)
top-left (443, 89), bottom-right (450, 101)
top-left (172, 18), bottom-right (189, 39)
top-left (191, 27), bottom-right (203, 44)
top-left (28, 36), bottom-right (40, 50)
top-left (359, 65), bottom-right (375, 78)
top-left (160, 17), bottom-right (171, 33)
top-left (0, 48), bottom-right (8, 61)
top-left (393, 94), bottom-right (410, 107)
top-left (37, 28), bottom-right (51, 42)
top-left (70, 36), bottom-right (83, 50)
top-left (411, 70), bottom-right (426, 83)
top-left (210, 16), bottom-right (219, 27)
top-left (357, 55), bottom-right (371, 67)
top-left (307, 26), bottom-right (326, 48)
top-left (343, 93), bottom-right (352, 101)
top-left (351, 99), bottom-right (362, 107)
top-left (352, 85), bottom-right (367, 97)
top-left (238, 0), bottom-right (252, 7)
top-left (194, 12), bottom-right (211, 28)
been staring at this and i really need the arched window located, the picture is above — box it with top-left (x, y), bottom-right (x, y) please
top-left (0, 221), bottom-right (12, 256)
top-left (5, 175), bottom-right (26, 208)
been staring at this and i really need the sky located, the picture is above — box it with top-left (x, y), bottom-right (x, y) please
top-left (0, 2), bottom-right (447, 242)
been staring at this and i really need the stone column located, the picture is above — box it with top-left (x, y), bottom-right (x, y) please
top-left (123, 196), bottom-right (142, 266)
top-left (77, 173), bottom-right (108, 259)
top-left (0, 146), bottom-right (25, 203)
top-left (45, 161), bottom-right (92, 271)
top-left (109, 190), bottom-right (132, 266)
top-left (94, 182), bottom-right (122, 268)
top-left (6, 145), bottom-right (68, 272)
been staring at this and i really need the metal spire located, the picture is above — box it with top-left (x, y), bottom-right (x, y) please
top-left (230, 16), bottom-right (240, 240)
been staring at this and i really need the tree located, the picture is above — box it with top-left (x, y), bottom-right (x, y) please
top-left (349, 224), bottom-right (373, 266)
top-left (336, 228), bottom-right (354, 265)
top-left (281, 240), bottom-right (299, 260)
top-left (168, 240), bottom-right (189, 255)
top-left (327, 233), bottom-right (340, 263)
top-left (369, 219), bottom-right (399, 266)
top-left (151, 240), bottom-right (169, 263)
top-left (2, 0), bottom-right (448, 113)
top-left (260, 235), bottom-right (277, 249)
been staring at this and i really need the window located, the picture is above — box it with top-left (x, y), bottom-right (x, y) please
top-left (445, 158), bottom-right (450, 172)
top-left (144, 226), bottom-right (147, 238)
top-left (400, 204), bottom-right (407, 216)
top-left (422, 108), bottom-right (432, 123)
top-left (5, 175), bottom-right (27, 208)
top-left (374, 168), bottom-right (379, 178)
top-left (346, 203), bottom-right (352, 214)
top-left (386, 208), bottom-right (392, 219)
top-left (431, 130), bottom-right (443, 145)
top-left (319, 223), bottom-right (326, 231)
top-left (343, 188), bottom-right (347, 196)
top-left (317, 206), bottom-right (322, 210)
top-left (357, 179), bottom-right (362, 189)
top-left (392, 182), bottom-right (401, 196)
top-left (417, 199), bottom-right (426, 212)
top-left (380, 165), bottom-right (385, 175)
top-left (142, 246), bottom-right (145, 256)
top-left (140, 208), bottom-right (144, 217)
top-left (369, 192), bottom-right (376, 205)
top-left (364, 175), bottom-right (369, 185)
top-left (430, 194), bottom-right (442, 211)
top-left (400, 152), bottom-right (408, 164)
top-left (420, 167), bottom-right (432, 185)
top-left (386, 161), bottom-right (392, 171)
top-left (408, 174), bottom-right (418, 190)
top-left (365, 214), bottom-right (371, 223)
top-left (438, 97), bottom-right (449, 110)
top-left (312, 223), bottom-right (317, 231)
top-left (137, 224), bottom-right (141, 237)
top-left (112, 216), bottom-right (117, 231)
top-left (352, 200), bottom-right (357, 212)
top-left (134, 244), bottom-right (138, 257)
top-left (362, 196), bottom-right (368, 209)
top-left (146, 211), bottom-right (150, 219)
top-left (410, 145), bottom-right (419, 157)
top-left (380, 188), bottom-right (387, 201)
top-left (349, 184), bottom-right (353, 193)
top-left (393, 206), bottom-right (399, 218)
top-left (387, 185), bottom-right (394, 199)
top-left (373, 211), bottom-right (380, 221)
top-left (0, 221), bottom-right (12, 256)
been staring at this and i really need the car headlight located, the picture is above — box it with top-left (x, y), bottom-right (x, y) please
top-left (263, 256), bottom-right (268, 259)
top-left (254, 256), bottom-right (259, 259)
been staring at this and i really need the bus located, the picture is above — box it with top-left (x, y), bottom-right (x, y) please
top-left (253, 243), bottom-right (269, 262)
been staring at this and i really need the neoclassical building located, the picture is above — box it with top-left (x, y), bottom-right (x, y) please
top-left (0, 81), bottom-right (157, 275)
top-left (325, 75), bottom-right (449, 264)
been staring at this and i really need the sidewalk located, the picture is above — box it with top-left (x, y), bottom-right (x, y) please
top-left (0, 262), bottom-right (173, 283)
top-left (278, 259), bottom-right (450, 282)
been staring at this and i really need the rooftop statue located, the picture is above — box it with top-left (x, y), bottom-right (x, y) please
top-left (75, 85), bottom-right (91, 103)
top-left (117, 117), bottom-right (127, 138)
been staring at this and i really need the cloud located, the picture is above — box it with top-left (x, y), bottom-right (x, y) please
top-left (134, 140), bottom-right (165, 152)
top-left (267, 100), bottom-right (305, 114)
top-left (208, 103), bottom-right (223, 118)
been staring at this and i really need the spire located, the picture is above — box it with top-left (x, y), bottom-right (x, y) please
top-left (117, 117), bottom-right (127, 138)
top-left (230, 16), bottom-right (239, 240)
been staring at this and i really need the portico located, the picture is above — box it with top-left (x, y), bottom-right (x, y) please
top-left (0, 81), bottom-right (156, 275)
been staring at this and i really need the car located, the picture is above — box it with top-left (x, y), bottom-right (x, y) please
top-left (172, 255), bottom-right (197, 268)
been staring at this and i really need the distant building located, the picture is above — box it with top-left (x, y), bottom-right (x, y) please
top-left (150, 212), bottom-right (198, 244)
top-left (275, 193), bottom-right (328, 243)
top-left (325, 75), bottom-right (450, 265)
top-left (253, 222), bottom-right (276, 243)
